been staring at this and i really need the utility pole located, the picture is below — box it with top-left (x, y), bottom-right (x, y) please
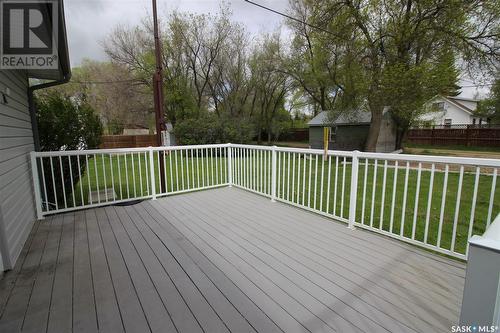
top-left (152, 0), bottom-right (166, 192)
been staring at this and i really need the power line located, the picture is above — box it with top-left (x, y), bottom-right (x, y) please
top-left (461, 83), bottom-right (494, 87)
top-left (243, 0), bottom-right (337, 36)
top-left (68, 79), bottom-right (145, 85)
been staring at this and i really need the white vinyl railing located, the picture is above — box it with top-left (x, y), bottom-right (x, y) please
top-left (30, 144), bottom-right (229, 216)
top-left (460, 213), bottom-right (500, 326)
top-left (31, 143), bottom-right (500, 260)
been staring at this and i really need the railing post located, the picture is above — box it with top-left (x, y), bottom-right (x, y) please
top-left (348, 150), bottom-right (359, 229)
top-left (148, 147), bottom-right (157, 200)
top-left (30, 152), bottom-right (44, 220)
top-left (271, 145), bottom-right (277, 202)
top-left (460, 214), bottom-right (500, 328)
top-left (228, 144), bottom-right (233, 187)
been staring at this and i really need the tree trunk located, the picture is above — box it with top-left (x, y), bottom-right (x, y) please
top-left (365, 108), bottom-right (384, 152)
top-left (395, 127), bottom-right (408, 150)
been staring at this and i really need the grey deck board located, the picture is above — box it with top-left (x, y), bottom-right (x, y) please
top-left (165, 193), bottom-right (426, 333)
top-left (131, 204), bottom-right (282, 333)
top-left (93, 207), bottom-right (151, 333)
top-left (47, 212), bottom-right (74, 333)
top-left (117, 206), bottom-right (204, 333)
top-left (104, 206), bottom-right (177, 333)
top-left (0, 217), bottom-right (50, 332)
top-left (242, 189), bottom-right (465, 283)
top-left (0, 187), bottom-right (465, 333)
top-left (192, 189), bottom-right (459, 326)
top-left (0, 218), bottom-right (39, 314)
top-left (21, 214), bottom-right (63, 333)
top-left (153, 198), bottom-right (366, 333)
top-left (85, 208), bottom-right (124, 333)
top-left (127, 205), bottom-right (248, 333)
top-left (175, 189), bottom-right (455, 332)
top-left (72, 210), bottom-right (98, 333)
top-left (150, 200), bottom-right (332, 332)
top-left (141, 202), bottom-right (309, 333)
top-left (228, 189), bottom-right (465, 293)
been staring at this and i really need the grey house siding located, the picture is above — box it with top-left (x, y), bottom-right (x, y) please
top-left (308, 111), bottom-right (397, 153)
top-left (0, 70), bottom-right (36, 270)
top-left (333, 125), bottom-right (370, 151)
top-left (309, 127), bottom-right (324, 149)
top-left (309, 125), bottom-right (369, 151)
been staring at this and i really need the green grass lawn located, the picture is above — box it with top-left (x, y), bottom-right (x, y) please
top-left (63, 149), bottom-right (498, 257)
top-left (71, 150), bottom-right (228, 206)
top-left (404, 143), bottom-right (500, 153)
top-left (247, 152), bottom-right (498, 256)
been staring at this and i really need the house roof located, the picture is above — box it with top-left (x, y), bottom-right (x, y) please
top-left (308, 110), bottom-right (373, 127)
top-left (308, 112), bottom-right (330, 126)
top-left (26, 0), bottom-right (71, 81)
top-left (124, 124), bottom-right (150, 129)
top-left (446, 96), bottom-right (479, 103)
top-left (441, 96), bottom-right (475, 115)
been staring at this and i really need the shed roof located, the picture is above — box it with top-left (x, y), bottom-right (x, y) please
top-left (308, 110), bottom-right (372, 127)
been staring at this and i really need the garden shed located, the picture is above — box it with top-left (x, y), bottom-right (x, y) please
top-left (308, 109), bottom-right (397, 152)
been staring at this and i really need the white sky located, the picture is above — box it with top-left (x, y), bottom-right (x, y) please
top-left (63, 0), bottom-right (489, 99)
top-left (64, 0), bottom-right (289, 65)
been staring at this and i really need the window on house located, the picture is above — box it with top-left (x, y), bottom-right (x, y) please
top-left (473, 118), bottom-right (476, 125)
top-left (433, 102), bottom-right (445, 110)
top-left (444, 119), bottom-right (452, 127)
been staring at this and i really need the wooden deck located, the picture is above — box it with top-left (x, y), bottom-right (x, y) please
top-left (0, 187), bottom-right (465, 333)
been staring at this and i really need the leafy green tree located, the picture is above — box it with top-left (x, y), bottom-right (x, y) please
top-left (293, 0), bottom-right (499, 151)
top-left (107, 119), bottom-right (124, 135)
top-left (285, 0), bottom-right (339, 116)
top-left (384, 48), bottom-right (460, 147)
top-left (35, 91), bottom-right (103, 207)
top-left (249, 33), bottom-right (291, 143)
top-left (476, 75), bottom-right (500, 124)
top-left (173, 113), bottom-right (254, 144)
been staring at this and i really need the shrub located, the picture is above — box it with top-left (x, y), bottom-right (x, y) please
top-left (36, 91), bottom-right (103, 208)
top-left (174, 113), bottom-right (255, 145)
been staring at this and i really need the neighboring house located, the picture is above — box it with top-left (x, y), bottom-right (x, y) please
top-left (308, 109), bottom-right (397, 153)
top-left (124, 122), bottom-right (176, 146)
top-left (163, 122), bottom-right (176, 146)
top-left (0, 0), bottom-right (71, 271)
top-left (419, 95), bottom-right (487, 126)
top-left (122, 124), bottom-right (151, 135)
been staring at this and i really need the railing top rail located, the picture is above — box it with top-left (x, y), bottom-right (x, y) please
top-left (31, 143), bottom-right (500, 168)
top-left (151, 143), bottom-right (230, 151)
top-left (31, 143), bottom-right (230, 157)
top-left (469, 214), bottom-right (500, 253)
top-left (32, 147), bottom-right (151, 157)
top-left (230, 144), bottom-right (355, 157)
top-left (358, 151), bottom-right (500, 168)
top-left (230, 144), bottom-right (275, 151)
top-left (277, 146), bottom-right (355, 157)
top-left (482, 214), bottom-right (500, 243)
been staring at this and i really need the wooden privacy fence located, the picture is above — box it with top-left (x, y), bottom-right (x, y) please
top-left (406, 127), bottom-right (500, 147)
top-left (279, 128), bottom-right (309, 142)
top-left (100, 135), bottom-right (156, 149)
